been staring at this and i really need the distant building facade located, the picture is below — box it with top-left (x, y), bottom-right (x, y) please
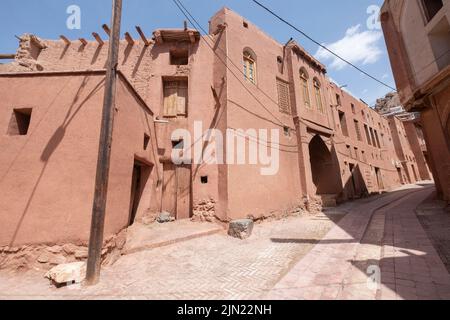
top-left (381, 0), bottom-right (450, 202)
top-left (0, 8), bottom-right (426, 248)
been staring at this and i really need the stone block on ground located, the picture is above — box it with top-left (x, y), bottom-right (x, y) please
top-left (157, 211), bottom-right (175, 223)
top-left (228, 219), bottom-right (254, 239)
top-left (45, 262), bottom-right (86, 286)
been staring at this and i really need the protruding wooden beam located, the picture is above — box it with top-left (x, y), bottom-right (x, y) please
top-left (79, 38), bottom-right (88, 46)
top-left (188, 31), bottom-right (196, 44)
top-left (124, 32), bottom-right (134, 46)
top-left (102, 24), bottom-right (111, 37)
top-left (60, 35), bottom-right (71, 46)
top-left (135, 26), bottom-right (150, 46)
top-left (92, 32), bottom-right (104, 46)
top-left (0, 54), bottom-right (15, 60)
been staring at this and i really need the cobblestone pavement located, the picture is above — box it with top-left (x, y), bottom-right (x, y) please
top-left (269, 184), bottom-right (450, 300)
top-left (0, 211), bottom-right (345, 300)
top-left (2, 183), bottom-right (449, 300)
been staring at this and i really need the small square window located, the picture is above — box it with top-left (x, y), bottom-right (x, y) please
top-left (7, 108), bottom-right (32, 136)
top-left (170, 49), bottom-right (189, 65)
top-left (172, 139), bottom-right (184, 150)
top-left (283, 126), bottom-right (290, 136)
top-left (201, 176), bottom-right (208, 184)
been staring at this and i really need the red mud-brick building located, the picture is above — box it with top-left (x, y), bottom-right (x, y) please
top-left (381, 0), bottom-right (450, 202)
top-left (0, 8), bottom-right (427, 251)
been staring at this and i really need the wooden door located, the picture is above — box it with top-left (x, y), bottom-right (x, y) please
top-left (176, 165), bottom-right (192, 219)
top-left (162, 163), bottom-right (177, 216)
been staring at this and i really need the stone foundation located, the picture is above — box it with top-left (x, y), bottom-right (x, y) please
top-left (0, 229), bottom-right (127, 272)
top-left (192, 198), bottom-right (217, 222)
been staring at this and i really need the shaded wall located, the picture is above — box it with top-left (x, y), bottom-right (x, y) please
top-left (0, 74), bottom-right (104, 246)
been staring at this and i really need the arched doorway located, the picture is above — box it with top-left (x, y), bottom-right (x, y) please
top-left (308, 135), bottom-right (341, 196)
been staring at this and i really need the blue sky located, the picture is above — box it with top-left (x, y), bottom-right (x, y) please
top-left (0, 0), bottom-right (394, 106)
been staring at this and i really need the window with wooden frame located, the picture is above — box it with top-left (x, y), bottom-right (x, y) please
top-left (276, 78), bottom-right (291, 115)
top-left (163, 79), bottom-right (188, 117)
top-left (243, 50), bottom-right (256, 84)
top-left (313, 78), bottom-right (323, 113)
top-left (300, 68), bottom-right (311, 108)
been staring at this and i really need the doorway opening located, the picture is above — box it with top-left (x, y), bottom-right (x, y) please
top-left (397, 168), bottom-right (404, 185)
top-left (411, 164), bottom-right (419, 182)
top-left (349, 163), bottom-right (357, 197)
top-left (375, 167), bottom-right (384, 191)
top-left (309, 135), bottom-right (341, 196)
top-left (128, 160), bottom-right (152, 226)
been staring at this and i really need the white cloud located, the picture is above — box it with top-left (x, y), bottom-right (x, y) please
top-left (315, 24), bottom-right (383, 70)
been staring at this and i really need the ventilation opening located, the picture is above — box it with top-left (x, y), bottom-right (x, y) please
top-left (336, 94), bottom-right (341, 106)
top-left (277, 56), bottom-right (283, 73)
top-left (201, 176), bottom-right (208, 184)
top-left (338, 111), bottom-right (348, 137)
top-left (172, 139), bottom-right (184, 150)
top-left (7, 108), bottom-right (32, 136)
top-left (144, 133), bottom-right (150, 150)
top-left (283, 126), bottom-right (290, 136)
top-left (422, 0), bottom-right (443, 22)
top-left (170, 49), bottom-right (189, 65)
top-left (243, 21), bottom-right (249, 28)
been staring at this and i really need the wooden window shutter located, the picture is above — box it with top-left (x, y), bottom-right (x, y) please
top-left (277, 79), bottom-right (291, 115)
top-left (164, 81), bottom-right (178, 117)
top-left (177, 82), bottom-right (188, 116)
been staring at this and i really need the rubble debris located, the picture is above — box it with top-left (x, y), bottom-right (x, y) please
top-left (45, 262), bottom-right (86, 286)
top-left (157, 211), bottom-right (175, 223)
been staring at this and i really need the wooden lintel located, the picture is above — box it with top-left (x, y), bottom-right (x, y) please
top-left (0, 54), bottom-right (15, 60)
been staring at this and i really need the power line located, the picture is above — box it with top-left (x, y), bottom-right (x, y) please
top-left (251, 0), bottom-right (397, 92)
top-left (171, 0), bottom-right (287, 127)
top-left (174, 0), bottom-right (281, 109)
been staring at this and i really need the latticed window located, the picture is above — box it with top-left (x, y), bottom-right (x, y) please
top-left (243, 51), bottom-right (256, 84)
top-left (313, 78), bottom-right (323, 113)
top-left (354, 120), bottom-right (362, 141)
top-left (277, 79), bottom-right (291, 115)
top-left (300, 68), bottom-right (311, 108)
top-left (163, 80), bottom-right (188, 117)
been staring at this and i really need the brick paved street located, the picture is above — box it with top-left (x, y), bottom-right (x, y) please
top-left (0, 210), bottom-right (344, 299)
top-left (1, 183), bottom-right (450, 300)
top-left (269, 184), bottom-right (450, 300)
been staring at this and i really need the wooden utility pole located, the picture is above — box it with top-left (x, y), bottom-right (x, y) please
top-left (85, 0), bottom-right (123, 285)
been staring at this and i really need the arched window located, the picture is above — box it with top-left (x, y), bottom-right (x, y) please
top-left (300, 68), bottom-right (311, 108)
top-left (313, 78), bottom-right (323, 113)
top-left (243, 50), bottom-right (256, 84)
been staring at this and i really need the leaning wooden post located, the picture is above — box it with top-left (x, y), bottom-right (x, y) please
top-left (85, 0), bottom-right (122, 286)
